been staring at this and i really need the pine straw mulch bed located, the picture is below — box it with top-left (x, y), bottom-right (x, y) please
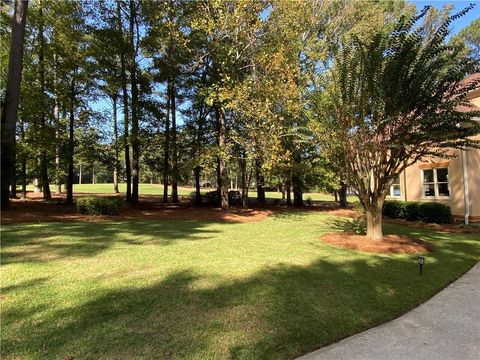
top-left (1, 193), bottom-right (272, 225)
top-left (319, 232), bottom-right (433, 254)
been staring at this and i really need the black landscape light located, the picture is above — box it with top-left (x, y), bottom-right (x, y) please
top-left (418, 256), bottom-right (425, 275)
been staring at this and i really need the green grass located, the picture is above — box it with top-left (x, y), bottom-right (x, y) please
top-left (2, 213), bottom-right (478, 359)
top-left (24, 183), bottom-right (356, 202)
top-left (25, 183), bottom-right (197, 196)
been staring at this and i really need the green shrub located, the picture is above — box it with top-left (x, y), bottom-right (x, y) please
top-left (204, 190), bottom-right (243, 206)
top-left (383, 200), bottom-right (452, 224)
top-left (404, 201), bottom-right (422, 221)
top-left (76, 196), bottom-right (121, 215)
top-left (383, 201), bottom-right (405, 219)
top-left (418, 202), bottom-right (452, 224)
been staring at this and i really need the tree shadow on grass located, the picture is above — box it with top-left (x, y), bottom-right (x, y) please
top-left (1, 220), bottom-right (222, 266)
top-left (1, 277), bottom-right (49, 294)
top-left (3, 240), bottom-right (479, 360)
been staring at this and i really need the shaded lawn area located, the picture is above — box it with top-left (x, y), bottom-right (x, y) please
top-left (1, 212), bottom-right (479, 359)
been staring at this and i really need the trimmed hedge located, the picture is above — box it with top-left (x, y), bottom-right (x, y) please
top-left (383, 200), bottom-right (452, 224)
top-left (76, 196), bottom-right (121, 215)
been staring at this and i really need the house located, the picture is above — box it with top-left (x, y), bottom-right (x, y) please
top-left (386, 73), bottom-right (480, 224)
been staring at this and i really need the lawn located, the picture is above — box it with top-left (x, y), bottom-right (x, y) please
top-left (25, 183), bottom-right (197, 196)
top-left (2, 212), bottom-right (478, 359)
top-left (24, 183), bottom-right (356, 202)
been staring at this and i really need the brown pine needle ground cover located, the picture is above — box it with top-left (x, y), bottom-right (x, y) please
top-left (320, 233), bottom-right (432, 253)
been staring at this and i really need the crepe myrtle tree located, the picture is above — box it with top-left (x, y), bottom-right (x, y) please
top-left (317, 6), bottom-right (480, 240)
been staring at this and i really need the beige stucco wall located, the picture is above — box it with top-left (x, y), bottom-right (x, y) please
top-left (386, 151), bottom-right (467, 217)
top-left (386, 143), bottom-right (480, 220)
top-left (385, 92), bottom-right (480, 220)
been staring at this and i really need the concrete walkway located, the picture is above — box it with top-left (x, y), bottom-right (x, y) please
top-left (298, 262), bottom-right (480, 360)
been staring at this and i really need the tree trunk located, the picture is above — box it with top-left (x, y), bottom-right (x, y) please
top-left (129, 0), bottom-right (139, 205)
top-left (292, 172), bottom-right (303, 207)
top-left (21, 155), bottom-right (26, 199)
top-left (79, 163), bottom-right (82, 184)
top-left (255, 157), bottom-right (266, 203)
top-left (10, 151), bottom-right (17, 198)
top-left (55, 147), bottom-right (61, 194)
top-left (339, 181), bottom-right (348, 208)
top-left (116, 0), bottom-right (131, 203)
top-left (240, 155), bottom-right (248, 208)
top-left (194, 107), bottom-right (204, 206)
top-left (194, 165), bottom-right (201, 205)
top-left (66, 80), bottom-right (75, 205)
top-left (92, 164), bottom-right (95, 184)
top-left (163, 80), bottom-right (171, 203)
top-left (217, 107), bottom-right (228, 210)
top-left (38, 0), bottom-right (51, 200)
top-left (170, 79), bottom-right (179, 203)
top-left (53, 52), bottom-right (61, 194)
top-left (286, 176), bottom-right (292, 206)
top-left (20, 119), bottom-right (27, 199)
top-left (366, 207), bottom-right (383, 240)
top-left (1, 0), bottom-right (28, 208)
top-left (112, 94), bottom-right (119, 193)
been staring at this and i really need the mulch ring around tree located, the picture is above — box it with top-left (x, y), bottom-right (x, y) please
top-left (320, 232), bottom-right (432, 254)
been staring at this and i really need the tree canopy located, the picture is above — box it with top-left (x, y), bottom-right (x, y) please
top-left (1, 0), bottom-right (479, 239)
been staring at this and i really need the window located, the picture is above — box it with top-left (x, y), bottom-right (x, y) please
top-left (390, 174), bottom-right (401, 197)
top-left (422, 168), bottom-right (449, 198)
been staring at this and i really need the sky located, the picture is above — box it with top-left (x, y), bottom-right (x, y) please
top-left (410, 1), bottom-right (479, 35)
top-left (92, 1), bottom-right (479, 135)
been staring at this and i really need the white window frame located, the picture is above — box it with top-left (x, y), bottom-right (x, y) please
top-left (421, 167), bottom-right (450, 199)
top-left (389, 174), bottom-right (401, 197)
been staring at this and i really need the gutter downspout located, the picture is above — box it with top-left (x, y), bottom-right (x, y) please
top-left (462, 145), bottom-right (470, 225)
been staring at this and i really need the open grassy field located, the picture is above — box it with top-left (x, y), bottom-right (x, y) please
top-left (24, 183), bottom-right (356, 202)
top-left (25, 183), bottom-right (196, 196)
top-left (2, 212), bottom-right (479, 359)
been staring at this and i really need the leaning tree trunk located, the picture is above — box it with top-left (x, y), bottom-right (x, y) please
top-left (1, 0), bottom-right (28, 208)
